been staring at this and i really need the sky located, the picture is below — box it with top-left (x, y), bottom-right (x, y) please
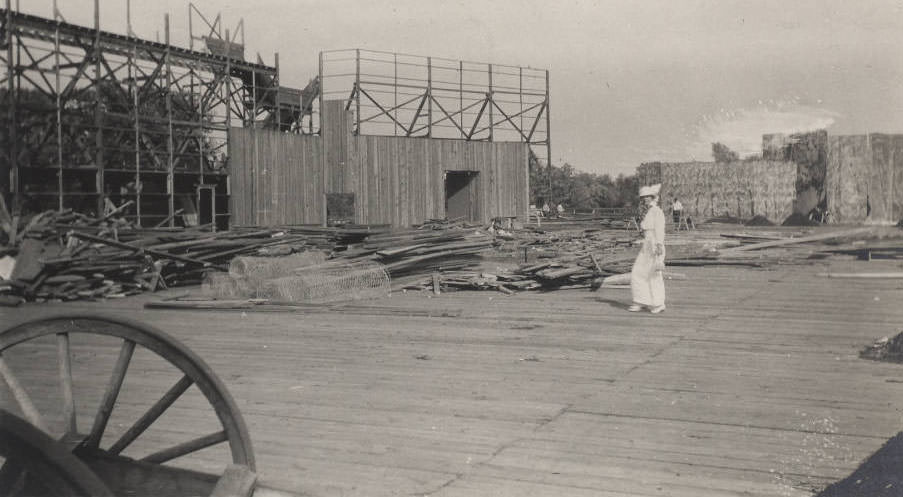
top-left (18, 0), bottom-right (903, 177)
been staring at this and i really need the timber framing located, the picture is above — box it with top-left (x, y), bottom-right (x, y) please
top-left (0, 3), bottom-right (303, 228)
top-left (320, 49), bottom-right (553, 202)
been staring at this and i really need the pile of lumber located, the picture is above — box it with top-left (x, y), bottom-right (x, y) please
top-left (194, 223), bottom-right (497, 304)
top-left (397, 227), bottom-right (639, 294)
top-left (353, 226), bottom-right (495, 276)
top-left (398, 224), bottom-right (903, 296)
top-left (671, 227), bottom-right (893, 267)
top-left (0, 209), bottom-right (364, 304)
top-left (0, 204), bottom-right (495, 304)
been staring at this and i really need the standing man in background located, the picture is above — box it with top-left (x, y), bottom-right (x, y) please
top-left (671, 197), bottom-right (683, 225)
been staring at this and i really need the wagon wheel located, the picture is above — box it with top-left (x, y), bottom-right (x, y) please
top-left (0, 409), bottom-right (114, 496)
top-left (0, 314), bottom-right (255, 496)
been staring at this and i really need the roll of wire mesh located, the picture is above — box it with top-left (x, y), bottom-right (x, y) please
top-left (260, 259), bottom-right (391, 304)
top-left (228, 250), bottom-right (328, 280)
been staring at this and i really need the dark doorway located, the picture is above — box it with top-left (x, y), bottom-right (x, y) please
top-left (197, 185), bottom-right (215, 229)
top-left (326, 193), bottom-right (355, 226)
top-left (445, 171), bottom-right (479, 221)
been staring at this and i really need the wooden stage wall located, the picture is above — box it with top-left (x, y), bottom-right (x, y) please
top-left (230, 103), bottom-right (529, 227)
top-left (826, 134), bottom-right (903, 223)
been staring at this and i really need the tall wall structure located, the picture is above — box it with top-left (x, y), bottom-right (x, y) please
top-left (230, 101), bottom-right (530, 226)
top-left (637, 161), bottom-right (797, 222)
top-left (826, 134), bottom-right (903, 223)
top-left (762, 130), bottom-right (828, 215)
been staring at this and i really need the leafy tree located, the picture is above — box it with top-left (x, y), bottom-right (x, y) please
top-left (529, 158), bottom-right (638, 211)
top-left (712, 142), bottom-right (739, 163)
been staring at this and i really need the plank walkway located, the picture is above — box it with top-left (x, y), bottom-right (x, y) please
top-left (2, 256), bottom-right (902, 496)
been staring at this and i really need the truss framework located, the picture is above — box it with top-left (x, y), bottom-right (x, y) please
top-left (319, 49), bottom-right (552, 191)
top-left (0, 3), bottom-right (301, 226)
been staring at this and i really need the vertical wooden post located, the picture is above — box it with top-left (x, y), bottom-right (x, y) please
top-left (320, 50), bottom-right (328, 226)
top-left (225, 30), bottom-right (232, 135)
top-left (545, 69), bottom-right (552, 207)
top-left (488, 64), bottom-right (493, 142)
top-left (318, 51), bottom-right (324, 135)
top-left (354, 49), bottom-right (360, 135)
top-left (251, 67), bottom-right (257, 129)
top-left (225, 29), bottom-right (233, 226)
top-left (274, 52), bottom-right (281, 131)
top-left (5, 0), bottom-right (16, 209)
top-left (165, 14), bottom-right (174, 227)
top-left (459, 60), bottom-right (463, 138)
top-left (394, 52), bottom-right (398, 136)
top-left (132, 35), bottom-right (140, 223)
top-left (54, 1), bottom-right (62, 211)
top-left (426, 56), bottom-right (432, 138)
top-left (186, 4), bottom-right (196, 228)
top-left (519, 67), bottom-right (524, 138)
top-left (94, 0), bottom-right (103, 216)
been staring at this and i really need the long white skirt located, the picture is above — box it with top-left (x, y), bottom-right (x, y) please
top-left (630, 247), bottom-right (665, 307)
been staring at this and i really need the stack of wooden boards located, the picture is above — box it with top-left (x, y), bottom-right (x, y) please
top-left (398, 224), bottom-right (903, 295)
top-left (2, 201), bottom-right (901, 306)
top-left (0, 209), bottom-right (497, 304)
top-left (0, 209), bottom-right (378, 304)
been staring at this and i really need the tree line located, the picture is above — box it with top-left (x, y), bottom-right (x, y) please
top-left (530, 160), bottom-right (639, 212)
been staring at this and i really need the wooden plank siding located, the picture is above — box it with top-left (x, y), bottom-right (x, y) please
top-left (229, 101), bottom-right (529, 227)
top-left (228, 128), bottom-right (324, 225)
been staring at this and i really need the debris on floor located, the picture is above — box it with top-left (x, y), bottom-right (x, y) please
top-left (860, 332), bottom-right (903, 363)
top-left (3, 208), bottom-right (902, 303)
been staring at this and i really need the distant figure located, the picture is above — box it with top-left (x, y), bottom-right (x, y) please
top-left (103, 185), bottom-right (119, 217)
top-left (671, 197), bottom-right (683, 224)
top-left (542, 203), bottom-right (550, 216)
top-left (103, 195), bottom-right (117, 217)
top-left (629, 184), bottom-right (666, 314)
top-left (556, 203), bottom-right (565, 217)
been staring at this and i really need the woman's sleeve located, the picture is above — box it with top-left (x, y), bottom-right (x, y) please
top-left (653, 208), bottom-right (665, 244)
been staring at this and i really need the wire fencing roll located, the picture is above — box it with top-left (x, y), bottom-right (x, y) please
top-left (203, 256), bottom-right (390, 303)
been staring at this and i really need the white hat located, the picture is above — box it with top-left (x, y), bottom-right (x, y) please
top-left (639, 184), bottom-right (661, 198)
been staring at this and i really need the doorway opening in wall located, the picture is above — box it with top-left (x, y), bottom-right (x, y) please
top-left (445, 171), bottom-right (480, 222)
top-left (197, 185), bottom-right (217, 231)
top-left (326, 193), bottom-right (355, 226)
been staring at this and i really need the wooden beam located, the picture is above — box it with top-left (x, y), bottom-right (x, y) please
top-left (818, 272), bottom-right (903, 279)
top-left (108, 374), bottom-right (194, 455)
top-left (0, 355), bottom-right (49, 433)
top-left (141, 430), bottom-right (228, 464)
top-left (57, 332), bottom-right (77, 435)
top-left (85, 339), bottom-right (136, 448)
top-left (720, 227), bottom-right (874, 254)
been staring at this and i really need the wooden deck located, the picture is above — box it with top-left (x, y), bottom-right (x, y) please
top-left (2, 256), bottom-right (902, 496)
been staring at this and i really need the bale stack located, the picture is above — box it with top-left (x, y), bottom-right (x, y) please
top-left (640, 160), bottom-right (797, 223)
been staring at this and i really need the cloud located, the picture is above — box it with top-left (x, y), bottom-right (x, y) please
top-left (689, 101), bottom-right (840, 159)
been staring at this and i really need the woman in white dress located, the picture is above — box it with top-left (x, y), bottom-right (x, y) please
top-left (629, 184), bottom-right (666, 313)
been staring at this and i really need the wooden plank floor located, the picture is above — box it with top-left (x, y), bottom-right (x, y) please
top-left (2, 256), bottom-right (902, 496)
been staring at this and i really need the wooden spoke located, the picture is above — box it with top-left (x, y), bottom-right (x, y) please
top-left (0, 314), bottom-right (257, 472)
top-left (85, 339), bottom-right (135, 449)
top-left (0, 355), bottom-right (49, 433)
top-left (57, 333), bottom-right (77, 435)
top-left (141, 430), bottom-right (227, 464)
top-left (108, 375), bottom-right (194, 456)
